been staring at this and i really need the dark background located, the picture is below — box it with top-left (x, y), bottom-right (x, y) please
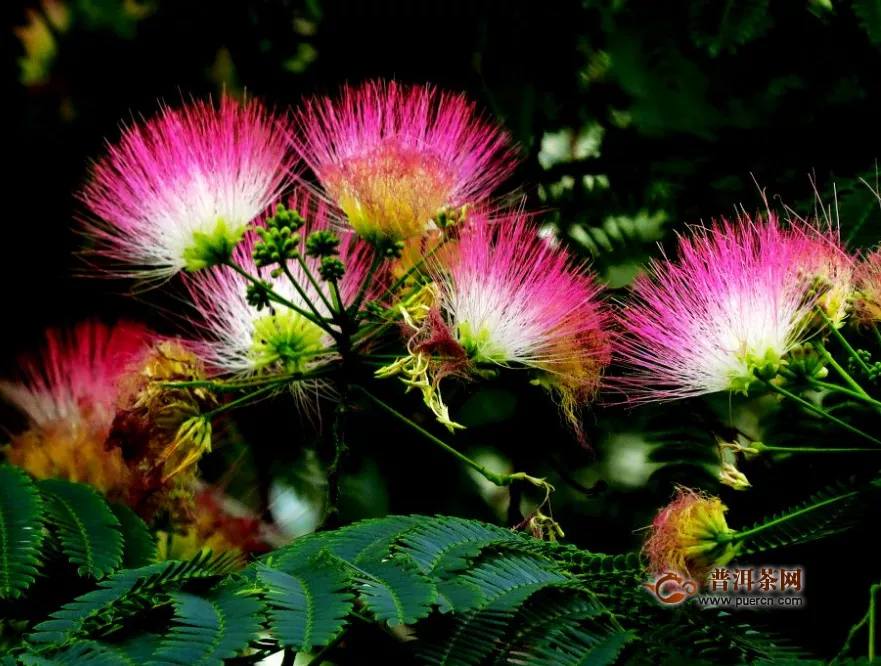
top-left (5, 0), bottom-right (881, 660)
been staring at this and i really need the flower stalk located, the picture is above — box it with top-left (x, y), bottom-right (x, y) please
top-left (352, 385), bottom-right (552, 492)
top-left (756, 373), bottom-right (881, 446)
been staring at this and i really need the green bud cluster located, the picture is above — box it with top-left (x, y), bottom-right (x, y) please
top-left (305, 230), bottom-right (342, 258)
top-left (847, 349), bottom-right (873, 376)
top-left (271, 203), bottom-right (306, 231)
top-left (246, 280), bottom-right (273, 311)
top-left (252, 204), bottom-right (305, 268)
top-left (378, 239), bottom-right (406, 259)
top-left (319, 257), bottom-right (346, 281)
top-left (435, 204), bottom-right (469, 230)
top-left (786, 343), bottom-right (828, 380)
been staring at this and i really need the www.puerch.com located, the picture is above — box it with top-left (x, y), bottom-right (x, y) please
top-left (643, 567), bottom-right (806, 608)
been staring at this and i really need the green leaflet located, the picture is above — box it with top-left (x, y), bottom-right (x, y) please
top-left (349, 557), bottom-right (437, 626)
top-left (37, 479), bottom-right (123, 579)
top-left (396, 516), bottom-right (523, 577)
top-left (0, 466), bottom-right (43, 599)
top-left (534, 628), bottom-right (637, 666)
top-left (29, 552), bottom-right (233, 647)
top-left (17, 641), bottom-right (138, 666)
top-left (415, 554), bottom-right (582, 666)
top-left (109, 504), bottom-right (156, 569)
top-left (258, 561), bottom-right (353, 652)
top-left (734, 480), bottom-right (870, 555)
top-left (29, 562), bottom-right (172, 646)
top-left (147, 588), bottom-right (263, 666)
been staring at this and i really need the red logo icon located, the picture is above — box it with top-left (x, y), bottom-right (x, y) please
top-left (643, 571), bottom-right (699, 605)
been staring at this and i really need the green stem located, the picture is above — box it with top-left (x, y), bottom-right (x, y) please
top-left (759, 377), bottom-right (881, 446)
top-left (360, 354), bottom-right (464, 362)
top-left (815, 338), bottom-right (871, 397)
top-left (224, 261), bottom-right (335, 336)
top-left (834, 608), bottom-right (870, 663)
top-left (353, 385), bottom-right (534, 488)
top-left (752, 442), bottom-right (881, 454)
top-left (296, 256), bottom-right (338, 318)
top-left (725, 489), bottom-right (860, 543)
top-left (352, 319), bottom-right (397, 349)
top-left (162, 366), bottom-right (333, 392)
top-left (204, 382), bottom-right (285, 420)
top-left (329, 279), bottom-right (345, 323)
top-left (280, 648), bottom-right (297, 666)
top-left (873, 325), bottom-right (881, 349)
top-left (321, 386), bottom-right (349, 531)
top-left (871, 583), bottom-right (878, 662)
top-left (808, 380), bottom-right (881, 409)
top-left (282, 262), bottom-right (337, 333)
top-left (817, 308), bottom-right (872, 376)
top-left (349, 250), bottom-right (384, 316)
top-left (386, 238), bottom-right (449, 294)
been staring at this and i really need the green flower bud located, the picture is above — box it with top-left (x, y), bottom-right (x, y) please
top-left (319, 257), bottom-right (346, 281)
top-left (306, 229), bottom-right (342, 258)
top-left (246, 281), bottom-right (272, 311)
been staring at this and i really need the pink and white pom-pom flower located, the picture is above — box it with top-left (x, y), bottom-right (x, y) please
top-left (614, 214), bottom-right (850, 403)
top-left (426, 210), bottom-right (613, 429)
top-left (293, 79), bottom-right (518, 244)
top-left (0, 320), bottom-right (153, 432)
top-left (182, 190), bottom-right (375, 384)
top-left (80, 95), bottom-right (297, 281)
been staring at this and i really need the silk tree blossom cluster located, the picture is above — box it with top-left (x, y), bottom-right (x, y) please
top-left (80, 95), bottom-right (296, 281)
top-left (294, 79), bottom-right (518, 245)
top-left (183, 191), bottom-right (376, 407)
top-left (614, 214), bottom-right (853, 403)
top-left (380, 210), bottom-right (613, 436)
top-left (0, 320), bottom-right (151, 430)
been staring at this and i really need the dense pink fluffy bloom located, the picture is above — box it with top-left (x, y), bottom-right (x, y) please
top-left (0, 320), bottom-right (153, 430)
top-left (423, 211), bottom-right (612, 429)
top-left (182, 190), bottom-right (376, 384)
top-left (80, 95), bottom-right (296, 280)
top-left (293, 79), bottom-right (517, 243)
top-left (614, 214), bottom-right (847, 403)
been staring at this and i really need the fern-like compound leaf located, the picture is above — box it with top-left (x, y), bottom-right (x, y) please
top-left (257, 560), bottom-right (354, 652)
top-left (37, 479), bottom-right (122, 578)
top-left (0, 465), bottom-right (44, 599)
top-left (147, 588), bottom-right (264, 666)
top-left (110, 504), bottom-right (156, 569)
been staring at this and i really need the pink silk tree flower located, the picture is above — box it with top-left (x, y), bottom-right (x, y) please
top-left (0, 320), bottom-right (153, 430)
top-left (182, 190), bottom-right (376, 404)
top-left (293, 79), bottom-right (518, 245)
top-left (614, 214), bottom-right (838, 403)
top-left (80, 95), bottom-right (297, 281)
top-left (0, 320), bottom-right (153, 494)
top-left (389, 210), bottom-right (612, 435)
